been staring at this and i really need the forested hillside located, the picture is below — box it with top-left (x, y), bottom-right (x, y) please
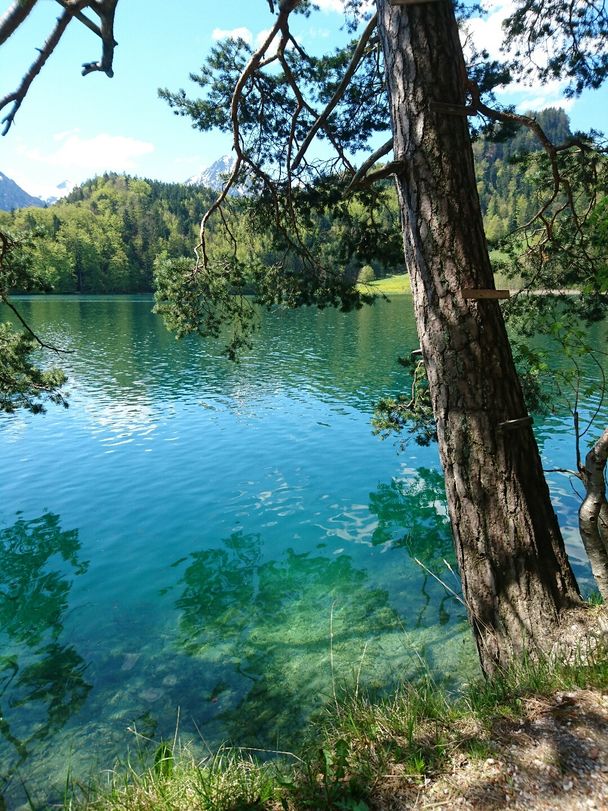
top-left (0, 108), bottom-right (575, 293)
top-left (474, 108), bottom-right (572, 241)
top-left (0, 176), bottom-right (218, 292)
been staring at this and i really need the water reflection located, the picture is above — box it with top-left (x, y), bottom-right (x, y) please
top-left (368, 469), bottom-right (458, 629)
top-left (0, 514), bottom-right (90, 802)
top-left (171, 530), bottom-right (406, 746)
top-left (5, 296), bottom-right (417, 413)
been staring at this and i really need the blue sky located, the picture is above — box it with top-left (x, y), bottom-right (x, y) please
top-left (1, 0), bottom-right (606, 198)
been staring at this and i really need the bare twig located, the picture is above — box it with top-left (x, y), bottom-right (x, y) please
top-left (80, 0), bottom-right (118, 76)
top-left (1, 297), bottom-right (71, 353)
top-left (54, 0), bottom-right (102, 39)
top-left (0, 6), bottom-right (76, 135)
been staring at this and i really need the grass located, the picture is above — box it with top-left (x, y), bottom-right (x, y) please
top-left (356, 268), bottom-right (524, 296)
top-left (357, 273), bottom-right (411, 295)
top-left (68, 744), bottom-right (280, 811)
top-left (67, 641), bottom-right (608, 811)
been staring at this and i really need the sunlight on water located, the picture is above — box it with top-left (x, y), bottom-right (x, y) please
top-left (0, 295), bottom-right (603, 808)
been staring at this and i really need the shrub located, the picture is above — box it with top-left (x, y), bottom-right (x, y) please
top-left (357, 265), bottom-right (376, 284)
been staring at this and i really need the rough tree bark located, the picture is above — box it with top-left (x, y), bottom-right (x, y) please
top-left (580, 427), bottom-right (608, 599)
top-left (376, 0), bottom-right (584, 674)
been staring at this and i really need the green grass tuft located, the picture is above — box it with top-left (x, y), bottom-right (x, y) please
top-left (68, 643), bottom-right (608, 810)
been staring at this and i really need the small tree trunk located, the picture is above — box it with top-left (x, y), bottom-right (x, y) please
top-left (376, 0), bottom-right (583, 674)
top-left (579, 427), bottom-right (608, 599)
top-left (599, 502), bottom-right (608, 549)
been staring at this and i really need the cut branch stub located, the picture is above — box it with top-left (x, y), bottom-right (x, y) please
top-left (430, 100), bottom-right (474, 117)
top-left (462, 288), bottom-right (511, 300)
top-left (499, 416), bottom-right (534, 432)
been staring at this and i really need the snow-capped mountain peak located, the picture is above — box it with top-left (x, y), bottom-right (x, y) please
top-left (44, 179), bottom-right (76, 204)
top-left (186, 155), bottom-right (235, 190)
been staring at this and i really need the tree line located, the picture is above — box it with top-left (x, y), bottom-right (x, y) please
top-left (0, 107), bottom-right (580, 296)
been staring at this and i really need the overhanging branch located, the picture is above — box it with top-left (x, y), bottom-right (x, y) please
top-left (197, 0), bottom-right (302, 266)
top-left (346, 137), bottom-right (393, 192)
top-left (1, 0), bottom-right (119, 135)
top-left (470, 84), bottom-right (599, 263)
top-left (0, 6), bottom-right (76, 135)
top-left (292, 12), bottom-right (378, 170)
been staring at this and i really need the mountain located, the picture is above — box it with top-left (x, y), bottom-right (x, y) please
top-left (44, 179), bottom-right (76, 205)
top-left (0, 172), bottom-right (44, 211)
top-left (185, 154), bottom-right (248, 196)
top-left (473, 107), bottom-right (573, 242)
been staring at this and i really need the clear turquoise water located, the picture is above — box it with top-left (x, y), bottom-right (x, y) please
top-left (0, 295), bottom-right (601, 808)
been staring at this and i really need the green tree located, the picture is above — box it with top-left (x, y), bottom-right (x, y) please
top-left (157, 0), bottom-right (608, 673)
top-left (3, 0), bottom-right (608, 673)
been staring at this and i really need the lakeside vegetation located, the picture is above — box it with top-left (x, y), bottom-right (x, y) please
top-left (358, 273), bottom-right (411, 295)
top-left (0, 109), bottom-right (577, 298)
top-left (71, 640), bottom-right (608, 810)
top-left (1, 0), bottom-right (608, 797)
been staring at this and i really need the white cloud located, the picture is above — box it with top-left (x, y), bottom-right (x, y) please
top-left (314, 0), bottom-right (345, 11)
top-left (16, 132), bottom-right (155, 181)
top-left (464, 0), bottom-right (515, 62)
top-left (464, 1), bottom-right (574, 113)
top-left (212, 26), bottom-right (253, 44)
top-left (501, 78), bottom-right (576, 113)
top-left (256, 28), bottom-right (273, 48)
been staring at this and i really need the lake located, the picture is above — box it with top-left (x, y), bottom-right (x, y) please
top-left (0, 294), bottom-right (602, 808)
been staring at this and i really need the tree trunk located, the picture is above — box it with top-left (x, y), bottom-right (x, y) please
top-left (579, 427), bottom-right (608, 599)
top-left (376, 0), bottom-right (583, 674)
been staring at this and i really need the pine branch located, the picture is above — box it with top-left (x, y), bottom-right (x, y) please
top-left (197, 0), bottom-right (301, 267)
top-left (346, 137), bottom-right (393, 191)
top-left (291, 12), bottom-right (378, 170)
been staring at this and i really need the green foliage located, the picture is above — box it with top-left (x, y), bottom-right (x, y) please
top-left (372, 356), bottom-right (436, 448)
top-left (356, 265), bottom-right (375, 284)
top-left (160, 29), bottom-right (388, 173)
top-left (0, 174), bottom-right (216, 294)
top-left (68, 643), bottom-right (608, 810)
top-left (152, 254), bottom-right (257, 360)
top-left (0, 230), bottom-right (68, 415)
top-left (73, 744), bottom-right (280, 811)
top-left (154, 743), bottom-right (174, 779)
top-left (503, 0), bottom-right (608, 96)
top-left (474, 108), bottom-right (573, 243)
top-left (0, 323), bottom-right (67, 414)
top-left (157, 20), bottom-right (404, 338)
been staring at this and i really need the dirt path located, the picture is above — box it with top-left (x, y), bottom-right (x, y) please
top-left (375, 688), bottom-right (608, 809)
